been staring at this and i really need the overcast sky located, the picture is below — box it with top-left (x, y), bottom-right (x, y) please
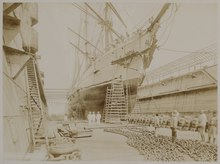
top-left (35, 2), bottom-right (217, 90)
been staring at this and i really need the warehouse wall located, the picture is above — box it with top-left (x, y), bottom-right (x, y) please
top-left (138, 88), bottom-right (217, 114)
top-left (136, 65), bottom-right (217, 116)
top-left (138, 65), bottom-right (217, 99)
top-left (3, 51), bottom-right (32, 160)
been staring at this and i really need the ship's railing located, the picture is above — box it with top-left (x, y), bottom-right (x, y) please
top-left (144, 43), bottom-right (217, 85)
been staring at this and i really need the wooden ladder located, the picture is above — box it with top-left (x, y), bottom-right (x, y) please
top-left (103, 87), bottom-right (113, 122)
top-left (26, 58), bottom-right (48, 150)
top-left (103, 79), bottom-right (128, 123)
top-left (132, 99), bottom-right (141, 114)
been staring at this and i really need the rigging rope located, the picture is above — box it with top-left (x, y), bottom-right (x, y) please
top-left (158, 4), bottom-right (178, 47)
top-left (144, 77), bottom-right (160, 112)
top-left (72, 3), bottom-right (98, 21)
top-left (72, 12), bottom-right (84, 88)
top-left (134, 4), bottom-right (162, 32)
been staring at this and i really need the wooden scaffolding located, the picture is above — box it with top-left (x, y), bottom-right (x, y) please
top-left (103, 79), bottom-right (128, 123)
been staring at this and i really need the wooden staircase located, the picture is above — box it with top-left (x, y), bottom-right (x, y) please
top-left (103, 79), bottom-right (128, 123)
top-left (26, 58), bottom-right (48, 150)
top-left (132, 99), bottom-right (141, 114)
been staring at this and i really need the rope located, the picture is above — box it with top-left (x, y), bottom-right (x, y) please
top-left (72, 3), bottom-right (98, 21)
top-left (144, 77), bottom-right (160, 112)
top-left (159, 4), bottom-right (178, 47)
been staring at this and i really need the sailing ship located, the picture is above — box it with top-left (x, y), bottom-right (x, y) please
top-left (67, 3), bottom-right (172, 119)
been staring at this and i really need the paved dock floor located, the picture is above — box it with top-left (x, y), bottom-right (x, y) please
top-left (76, 128), bottom-right (144, 161)
top-left (22, 121), bottom-right (216, 161)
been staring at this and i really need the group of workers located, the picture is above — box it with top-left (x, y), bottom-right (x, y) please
top-left (154, 110), bottom-right (217, 144)
top-left (154, 111), bottom-right (179, 142)
top-left (87, 111), bottom-right (102, 125)
top-left (85, 110), bottom-right (217, 144)
top-left (198, 110), bottom-right (217, 144)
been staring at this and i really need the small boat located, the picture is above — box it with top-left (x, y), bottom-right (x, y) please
top-left (74, 128), bottom-right (93, 138)
top-left (58, 123), bottom-right (93, 138)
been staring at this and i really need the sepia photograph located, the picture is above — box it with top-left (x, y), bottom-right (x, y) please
top-left (1, 0), bottom-right (218, 162)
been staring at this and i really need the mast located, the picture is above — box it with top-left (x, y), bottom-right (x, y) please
top-left (107, 2), bottom-right (127, 29)
top-left (104, 2), bottom-right (113, 51)
top-left (147, 3), bottom-right (171, 33)
top-left (84, 4), bottom-right (89, 66)
top-left (84, 3), bottom-right (123, 42)
top-left (104, 3), bottom-right (109, 51)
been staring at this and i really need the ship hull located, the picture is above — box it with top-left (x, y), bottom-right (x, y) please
top-left (69, 78), bottom-right (140, 119)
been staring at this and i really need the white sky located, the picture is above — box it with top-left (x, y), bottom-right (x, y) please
top-left (35, 2), bottom-right (217, 90)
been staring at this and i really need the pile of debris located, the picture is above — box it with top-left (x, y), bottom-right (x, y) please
top-left (104, 128), bottom-right (217, 161)
top-left (48, 137), bottom-right (81, 161)
top-left (47, 122), bottom-right (93, 161)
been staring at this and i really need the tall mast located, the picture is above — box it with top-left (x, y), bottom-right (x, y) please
top-left (84, 4), bottom-right (89, 66)
top-left (147, 3), bottom-right (171, 33)
top-left (104, 3), bottom-right (109, 51)
top-left (84, 3), bottom-right (122, 42)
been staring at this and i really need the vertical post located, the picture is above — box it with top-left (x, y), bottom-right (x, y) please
top-left (84, 4), bottom-right (88, 66)
top-left (104, 3), bottom-right (109, 51)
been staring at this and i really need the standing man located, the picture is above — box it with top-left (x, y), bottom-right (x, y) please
top-left (154, 114), bottom-right (160, 137)
top-left (87, 111), bottom-right (92, 125)
top-left (208, 111), bottom-right (217, 144)
top-left (64, 114), bottom-right (68, 122)
top-left (171, 110), bottom-right (178, 143)
top-left (96, 112), bottom-right (102, 125)
top-left (198, 110), bottom-right (207, 142)
top-left (92, 112), bottom-right (96, 124)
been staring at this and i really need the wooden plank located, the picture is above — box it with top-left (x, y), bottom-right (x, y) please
top-left (3, 14), bottom-right (20, 28)
top-left (111, 51), bottom-right (140, 65)
top-left (3, 3), bottom-right (22, 15)
top-left (13, 57), bottom-right (31, 80)
top-left (3, 45), bottom-right (30, 56)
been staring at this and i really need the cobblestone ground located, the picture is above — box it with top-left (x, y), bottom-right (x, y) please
top-left (34, 121), bottom-right (216, 161)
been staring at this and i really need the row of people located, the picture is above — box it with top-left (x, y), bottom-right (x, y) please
top-left (198, 110), bottom-right (217, 144)
top-left (126, 110), bottom-right (217, 144)
top-left (168, 110), bottom-right (217, 144)
top-left (87, 111), bottom-right (102, 125)
top-left (126, 114), bottom-right (198, 129)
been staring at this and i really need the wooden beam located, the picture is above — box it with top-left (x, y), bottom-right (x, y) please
top-left (147, 3), bottom-right (171, 32)
top-left (111, 51), bottom-right (140, 65)
top-left (138, 84), bottom-right (216, 100)
top-left (3, 14), bottom-right (20, 28)
top-left (201, 69), bottom-right (217, 84)
top-left (13, 57), bottom-right (31, 80)
top-left (3, 45), bottom-right (30, 56)
top-left (3, 3), bottom-right (22, 15)
top-left (34, 62), bottom-right (48, 106)
top-left (6, 54), bottom-right (31, 79)
top-left (3, 45), bottom-right (33, 79)
top-left (3, 15), bottom-right (20, 44)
